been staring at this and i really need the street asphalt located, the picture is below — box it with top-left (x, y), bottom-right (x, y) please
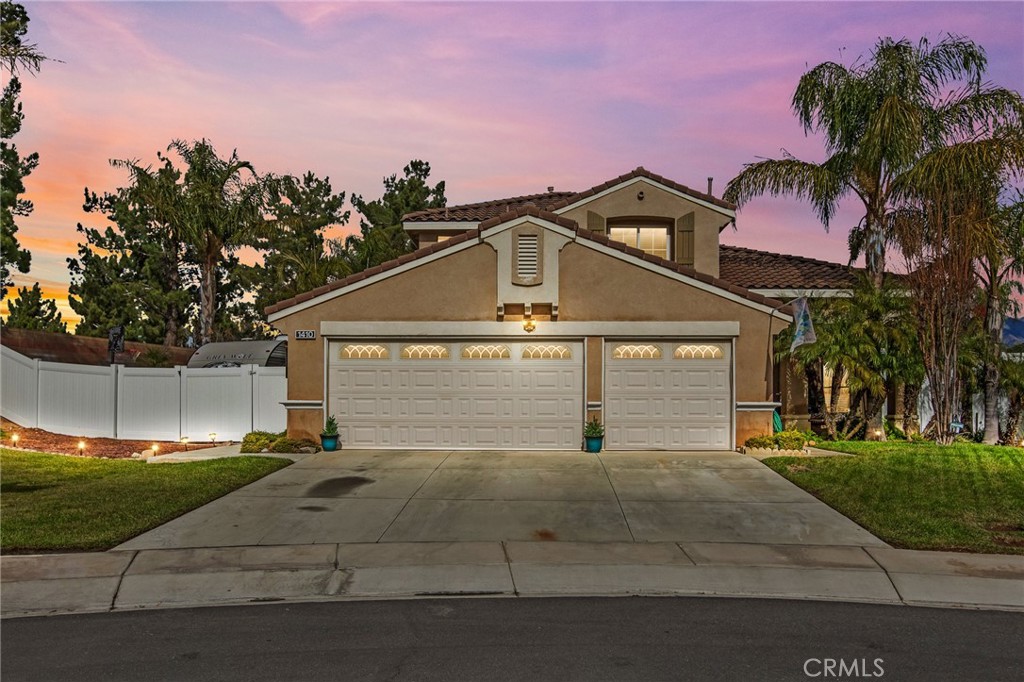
top-left (2, 597), bottom-right (1021, 682)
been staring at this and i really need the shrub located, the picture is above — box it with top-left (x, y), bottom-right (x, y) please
top-left (240, 430), bottom-right (284, 453)
top-left (774, 430), bottom-right (807, 450)
top-left (744, 434), bottom-right (776, 449)
top-left (745, 431), bottom-right (807, 450)
top-left (269, 437), bottom-right (320, 454)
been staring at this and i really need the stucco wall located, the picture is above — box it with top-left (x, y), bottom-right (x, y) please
top-left (558, 242), bottom-right (787, 403)
top-left (558, 180), bottom-right (726, 277)
top-left (737, 410), bottom-right (774, 445)
top-left (272, 243), bottom-right (498, 438)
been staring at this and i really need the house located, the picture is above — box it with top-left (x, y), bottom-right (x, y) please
top-left (266, 167), bottom-right (857, 451)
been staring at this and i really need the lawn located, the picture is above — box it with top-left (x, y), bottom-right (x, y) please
top-left (1, 448), bottom-right (291, 552)
top-left (763, 442), bottom-right (1024, 555)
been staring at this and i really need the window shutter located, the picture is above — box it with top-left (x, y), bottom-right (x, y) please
top-left (677, 212), bottom-right (695, 266)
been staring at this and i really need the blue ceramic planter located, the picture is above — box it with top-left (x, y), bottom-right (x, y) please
top-left (584, 436), bottom-right (603, 453)
top-left (320, 435), bottom-right (339, 452)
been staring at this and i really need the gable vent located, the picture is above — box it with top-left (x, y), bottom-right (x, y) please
top-left (517, 235), bottom-right (539, 279)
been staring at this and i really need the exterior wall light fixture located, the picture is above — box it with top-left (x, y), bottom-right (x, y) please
top-left (523, 317), bottom-right (536, 333)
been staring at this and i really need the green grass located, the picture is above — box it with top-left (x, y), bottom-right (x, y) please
top-left (763, 442), bottom-right (1024, 555)
top-left (1, 448), bottom-right (291, 552)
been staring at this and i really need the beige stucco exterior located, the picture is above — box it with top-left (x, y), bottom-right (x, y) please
top-left (271, 219), bottom-right (788, 445)
top-left (558, 242), bottom-right (788, 403)
top-left (273, 244), bottom-right (498, 437)
top-left (558, 180), bottom-right (727, 278)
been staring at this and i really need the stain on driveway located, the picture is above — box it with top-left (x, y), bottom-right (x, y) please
top-left (306, 476), bottom-right (374, 497)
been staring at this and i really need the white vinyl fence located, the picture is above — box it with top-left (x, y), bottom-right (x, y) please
top-left (1, 345), bottom-right (286, 442)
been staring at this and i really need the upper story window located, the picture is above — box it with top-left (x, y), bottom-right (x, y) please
top-left (608, 223), bottom-right (670, 260)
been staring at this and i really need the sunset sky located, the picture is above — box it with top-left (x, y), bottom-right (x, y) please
top-left (7, 1), bottom-right (1023, 326)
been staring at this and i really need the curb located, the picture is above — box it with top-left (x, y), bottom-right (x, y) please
top-left (3, 542), bottom-right (1022, 618)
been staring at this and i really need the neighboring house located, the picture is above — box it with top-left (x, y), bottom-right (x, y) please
top-left (267, 167), bottom-right (859, 451)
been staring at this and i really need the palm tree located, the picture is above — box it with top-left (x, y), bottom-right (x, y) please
top-left (168, 139), bottom-right (265, 346)
top-left (724, 34), bottom-right (1021, 288)
top-left (889, 130), bottom-right (1024, 443)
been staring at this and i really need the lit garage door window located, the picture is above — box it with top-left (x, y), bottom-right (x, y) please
top-left (522, 344), bottom-right (573, 360)
top-left (612, 344), bottom-right (662, 359)
top-left (674, 344), bottom-right (724, 359)
top-left (340, 344), bottom-right (389, 360)
top-left (401, 344), bottom-right (451, 359)
top-left (461, 344), bottom-right (511, 359)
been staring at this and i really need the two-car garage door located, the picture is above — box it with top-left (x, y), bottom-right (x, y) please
top-left (327, 340), bottom-right (583, 449)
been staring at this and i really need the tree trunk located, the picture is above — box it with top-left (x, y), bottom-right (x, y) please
top-left (1000, 392), bottom-right (1021, 446)
top-left (864, 390), bottom-right (887, 441)
top-left (903, 382), bottom-right (921, 437)
top-left (982, 283), bottom-right (1003, 444)
top-left (822, 361), bottom-right (846, 440)
top-left (199, 256), bottom-right (217, 346)
top-left (806, 360), bottom-right (824, 421)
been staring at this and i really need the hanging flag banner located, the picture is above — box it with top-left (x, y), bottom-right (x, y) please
top-left (790, 297), bottom-right (817, 352)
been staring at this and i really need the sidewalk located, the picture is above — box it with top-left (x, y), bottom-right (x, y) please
top-left (3, 542), bottom-right (1022, 618)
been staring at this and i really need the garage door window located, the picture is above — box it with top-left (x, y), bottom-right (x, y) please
top-left (612, 344), bottom-right (662, 359)
top-left (461, 344), bottom-right (511, 359)
top-left (673, 344), bottom-right (724, 359)
top-left (522, 344), bottom-right (573, 360)
top-left (401, 344), bottom-right (450, 359)
top-left (340, 344), bottom-right (390, 360)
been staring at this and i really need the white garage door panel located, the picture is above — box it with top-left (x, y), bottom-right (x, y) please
top-left (606, 341), bottom-right (732, 451)
top-left (328, 341), bottom-right (583, 449)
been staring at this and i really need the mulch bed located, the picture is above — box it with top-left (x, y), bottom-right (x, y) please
top-left (1, 417), bottom-right (214, 459)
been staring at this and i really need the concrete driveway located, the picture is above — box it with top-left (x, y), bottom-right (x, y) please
top-left (117, 450), bottom-right (884, 550)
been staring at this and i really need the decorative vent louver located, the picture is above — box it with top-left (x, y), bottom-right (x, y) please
top-left (516, 235), bottom-right (539, 279)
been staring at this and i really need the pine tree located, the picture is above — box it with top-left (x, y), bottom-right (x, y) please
top-left (349, 160), bottom-right (445, 269)
top-left (4, 282), bottom-right (66, 332)
top-left (0, 1), bottom-right (49, 298)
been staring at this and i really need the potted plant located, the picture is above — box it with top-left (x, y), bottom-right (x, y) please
top-left (320, 415), bottom-right (340, 452)
top-left (583, 416), bottom-right (605, 453)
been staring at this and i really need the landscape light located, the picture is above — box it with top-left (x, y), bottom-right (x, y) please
top-left (77, 440), bottom-right (86, 454)
top-left (209, 432), bottom-right (217, 443)
top-left (11, 433), bottom-right (19, 446)
top-left (181, 436), bottom-right (189, 452)
top-left (151, 443), bottom-right (160, 453)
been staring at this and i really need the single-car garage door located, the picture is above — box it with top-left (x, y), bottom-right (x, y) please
top-left (605, 341), bottom-right (732, 450)
top-left (327, 340), bottom-right (583, 449)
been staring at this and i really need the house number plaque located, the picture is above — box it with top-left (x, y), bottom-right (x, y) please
top-left (295, 330), bottom-right (316, 340)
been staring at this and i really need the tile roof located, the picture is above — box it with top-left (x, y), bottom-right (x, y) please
top-left (267, 205), bottom-right (790, 318)
top-left (548, 166), bottom-right (736, 213)
top-left (718, 245), bottom-right (859, 290)
top-left (0, 327), bottom-right (194, 367)
top-left (403, 191), bottom-right (576, 223)
top-left (402, 167), bottom-right (736, 224)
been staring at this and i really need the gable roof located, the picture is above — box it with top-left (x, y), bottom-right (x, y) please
top-left (268, 204), bottom-right (791, 321)
top-left (548, 166), bottom-right (736, 213)
top-left (402, 167), bottom-right (735, 225)
top-left (404, 191), bottom-right (576, 223)
top-left (718, 245), bottom-right (860, 290)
